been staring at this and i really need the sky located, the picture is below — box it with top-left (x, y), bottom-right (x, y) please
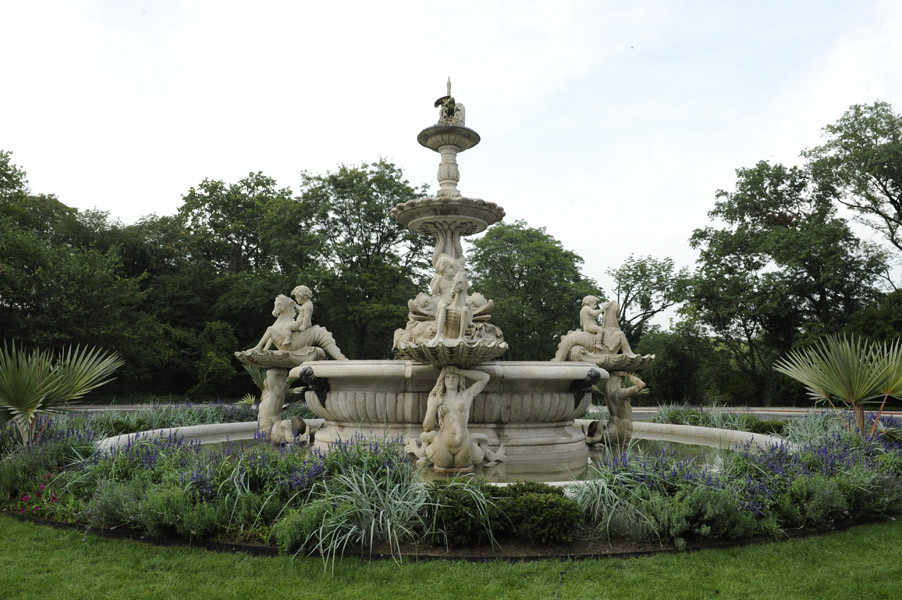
top-left (2, 0), bottom-right (902, 300)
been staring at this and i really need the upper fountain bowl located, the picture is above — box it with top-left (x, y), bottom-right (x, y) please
top-left (418, 124), bottom-right (481, 152)
top-left (391, 196), bottom-right (505, 235)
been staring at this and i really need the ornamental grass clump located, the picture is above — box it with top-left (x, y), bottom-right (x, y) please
top-left (89, 402), bottom-right (258, 436)
top-left (573, 468), bottom-right (657, 541)
top-left (773, 335), bottom-right (902, 436)
top-left (653, 403), bottom-right (784, 434)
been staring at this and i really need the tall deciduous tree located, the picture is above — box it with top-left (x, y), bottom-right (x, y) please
top-left (178, 172), bottom-right (304, 274)
top-left (299, 161), bottom-right (431, 358)
top-left (469, 221), bottom-right (601, 361)
top-left (689, 161), bottom-right (886, 404)
top-left (805, 101), bottom-right (902, 253)
top-left (607, 255), bottom-right (691, 343)
top-left (0, 151), bottom-right (28, 201)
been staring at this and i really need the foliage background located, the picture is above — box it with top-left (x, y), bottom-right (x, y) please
top-left (1, 101), bottom-right (900, 404)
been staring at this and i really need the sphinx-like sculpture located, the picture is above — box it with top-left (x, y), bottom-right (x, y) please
top-left (552, 298), bottom-right (654, 371)
top-left (235, 286), bottom-right (347, 444)
top-left (406, 366), bottom-right (505, 471)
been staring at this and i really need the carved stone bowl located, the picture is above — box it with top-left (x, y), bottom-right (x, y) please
top-left (583, 353), bottom-right (656, 372)
top-left (390, 196), bottom-right (505, 235)
top-left (417, 124), bottom-right (481, 151)
top-left (396, 338), bottom-right (508, 367)
top-left (234, 348), bottom-right (325, 370)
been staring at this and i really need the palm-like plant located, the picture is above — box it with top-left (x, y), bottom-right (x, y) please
top-left (773, 335), bottom-right (902, 436)
top-left (0, 343), bottom-right (123, 446)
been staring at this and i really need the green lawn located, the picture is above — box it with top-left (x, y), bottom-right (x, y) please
top-left (1, 515), bottom-right (899, 599)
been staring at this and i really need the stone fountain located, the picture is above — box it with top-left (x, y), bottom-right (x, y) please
top-left (235, 81), bottom-right (655, 477)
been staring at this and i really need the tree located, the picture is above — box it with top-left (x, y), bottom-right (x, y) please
top-left (178, 172), bottom-right (308, 274)
top-left (299, 161), bottom-right (432, 358)
top-left (805, 101), bottom-right (902, 253)
top-left (0, 150), bottom-right (28, 201)
top-left (606, 255), bottom-right (690, 343)
top-left (469, 221), bottom-right (602, 361)
top-left (689, 161), bottom-right (887, 405)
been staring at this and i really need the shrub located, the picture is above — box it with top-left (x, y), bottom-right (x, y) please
top-left (639, 491), bottom-right (692, 550)
top-left (494, 481), bottom-right (565, 498)
top-left (425, 478), bottom-right (499, 547)
top-left (226, 491), bottom-right (282, 534)
top-left (140, 485), bottom-right (192, 537)
top-left (783, 475), bottom-right (849, 528)
top-left (271, 499), bottom-right (330, 554)
top-left (496, 491), bottom-right (582, 545)
top-left (84, 478), bottom-right (146, 529)
top-left (876, 451), bottom-right (902, 477)
top-left (747, 419), bottom-right (786, 435)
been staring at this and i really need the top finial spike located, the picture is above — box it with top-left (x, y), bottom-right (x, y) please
top-left (447, 77), bottom-right (452, 97)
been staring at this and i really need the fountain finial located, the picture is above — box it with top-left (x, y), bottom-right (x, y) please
top-left (447, 77), bottom-right (451, 97)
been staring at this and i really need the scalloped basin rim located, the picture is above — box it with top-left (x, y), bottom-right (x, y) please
top-left (289, 360), bottom-right (605, 382)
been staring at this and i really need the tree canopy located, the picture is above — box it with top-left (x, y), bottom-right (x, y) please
top-left (468, 221), bottom-right (601, 361)
top-left (805, 101), bottom-right (902, 253)
top-left (2, 99), bottom-right (899, 405)
top-left (689, 160), bottom-right (887, 404)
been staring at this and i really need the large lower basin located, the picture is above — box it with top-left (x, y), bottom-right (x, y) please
top-left (290, 360), bottom-right (600, 473)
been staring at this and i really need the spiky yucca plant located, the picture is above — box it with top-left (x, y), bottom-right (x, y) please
top-left (0, 343), bottom-right (123, 446)
top-left (773, 335), bottom-right (902, 436)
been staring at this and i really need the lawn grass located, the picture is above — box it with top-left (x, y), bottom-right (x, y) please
top-left (1, 515), bottom-right (899, 599)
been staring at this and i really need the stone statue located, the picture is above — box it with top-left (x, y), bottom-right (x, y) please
top-left (600, 371), bottom-right (646, 445)
top-left (393, 254), bottom-right (505, 366)
top-left (552, 298), bottom-right (654, 370)
top-left (407, 366), bottom-right (504, 471)
top-left (435, 78), bottom-right (466, 125)
top-left (595, 301), bottom-right (636, 357)
top-left (431, 268), bottom-right (472, 343)
top-left (253, 293), bottom-right (346, 361)
top-left (236, 287), bottom-right (347, 444)
top-left (291, 285), bottom-right (314, 331)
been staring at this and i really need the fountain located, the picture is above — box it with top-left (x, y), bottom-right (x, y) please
top-left (232, 81), bottom-right (665, 477)
top-left (95, 84), bottom-right (792, 471)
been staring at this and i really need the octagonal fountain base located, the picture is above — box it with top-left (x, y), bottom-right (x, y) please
top-left (289, 360), bottom-right (603, 475)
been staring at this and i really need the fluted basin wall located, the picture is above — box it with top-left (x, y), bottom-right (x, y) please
top-left (296, 360), bottom-right (597, 425)
top-left (307, 390), bottom-right (586, 424)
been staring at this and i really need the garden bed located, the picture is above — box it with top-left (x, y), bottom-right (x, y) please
top-left (1, 406), bottom-right (900, 566)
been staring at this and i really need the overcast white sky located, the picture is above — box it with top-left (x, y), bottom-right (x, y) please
top-left (3, 0), bottom-right (901, 298)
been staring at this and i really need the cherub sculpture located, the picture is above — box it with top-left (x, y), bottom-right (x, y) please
top-left (236, 287), bottom-right (347, 445)
top-left (552, 298), bottom-right (652, 370)
top-left (253, 293), bottom-right (346, 361)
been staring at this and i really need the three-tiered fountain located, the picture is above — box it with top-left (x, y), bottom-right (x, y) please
top-left (240, 82), bottom-right (612, 478)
